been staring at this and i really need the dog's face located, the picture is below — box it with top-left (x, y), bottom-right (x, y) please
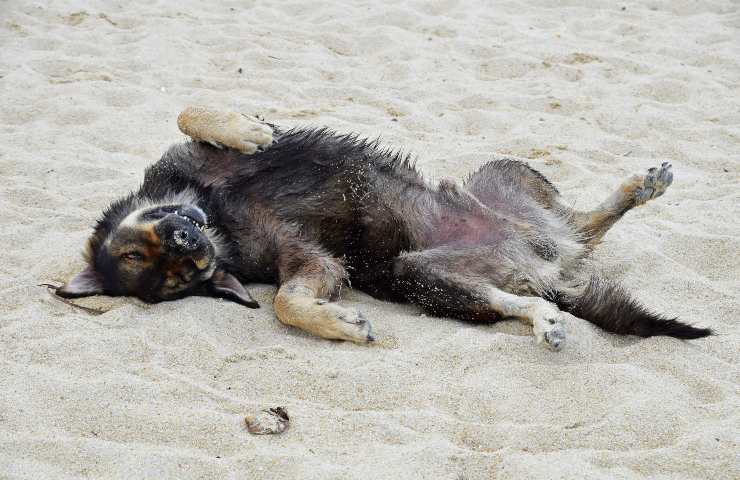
top-left (58, 195), bottom-right (258, 308)
top-left (96, 202), bottom-right (215, 301)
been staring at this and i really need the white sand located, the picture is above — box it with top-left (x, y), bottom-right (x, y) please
top-left (1, 1), bottom-right (738, 478)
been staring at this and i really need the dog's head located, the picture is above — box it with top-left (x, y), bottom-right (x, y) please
top-left (57, 191), bottom-right (258, 308)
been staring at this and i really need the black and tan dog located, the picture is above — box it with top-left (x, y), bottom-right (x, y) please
top-left (58, 107), bottom-right (711, 349)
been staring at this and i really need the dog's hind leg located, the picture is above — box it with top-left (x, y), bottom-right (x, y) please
top-left (465, 159), bottom-right (562, 209)
top-left (393, 248), bottom-right (566, 350)
top-left (567, 163), bottom-right (674, 248)
top-left (465, 159), bottom-right (674, 251)
top-left (177, 106), bottom-right (274, 154)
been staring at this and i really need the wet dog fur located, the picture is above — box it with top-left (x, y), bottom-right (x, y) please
top-left (58, 107), bottom-right (712, 349)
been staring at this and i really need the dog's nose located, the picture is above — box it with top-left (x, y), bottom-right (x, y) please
top-left (172, 227), bottom-right (199, 251)
top-left (174, 229), bottom-right (189, 242)
top-left (156, 213), bottom-right (206, 253)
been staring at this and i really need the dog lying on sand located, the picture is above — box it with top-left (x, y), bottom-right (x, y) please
top-left (57, 106), bottom-right (712, 349)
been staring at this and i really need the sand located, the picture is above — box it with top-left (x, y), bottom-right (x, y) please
top-left (1, 0), bottom-right (738, 478)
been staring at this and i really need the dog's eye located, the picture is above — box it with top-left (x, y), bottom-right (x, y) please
top-left (121, 252), bottom-right (144, 262)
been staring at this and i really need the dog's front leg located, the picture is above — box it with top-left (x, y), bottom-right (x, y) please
top-left (177, 106), bottom-right (274, 154)
top-left (272, 256), bottom-right (374, 344)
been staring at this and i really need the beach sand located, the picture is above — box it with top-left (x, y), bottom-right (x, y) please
top-left (1, 0), bottom-right (738, 478)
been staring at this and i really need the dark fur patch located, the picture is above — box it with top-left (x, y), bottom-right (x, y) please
top-left (85, 192), bottom-right (137, 263)
top-left (550, 278), bottom-right (713, 339)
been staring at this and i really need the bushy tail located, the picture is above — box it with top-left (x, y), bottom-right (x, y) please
top-left (550, 277), bottom-right (712, 339)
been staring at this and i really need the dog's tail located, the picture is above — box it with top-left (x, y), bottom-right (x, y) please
top-left (547, 277), bottom-right (712, 339)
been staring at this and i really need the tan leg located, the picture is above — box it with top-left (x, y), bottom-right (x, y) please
top-left (273, 259), bottom-right (374, 344)
top-left (569, 162), bottom-right (674, 248)
top-left (483, 286), bottom-right (566, 351)
top-left (177, 106), bottom-right (274, 154)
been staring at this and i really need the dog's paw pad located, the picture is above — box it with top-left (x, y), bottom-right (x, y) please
top-left (634, 162), bottom-right (673, 204)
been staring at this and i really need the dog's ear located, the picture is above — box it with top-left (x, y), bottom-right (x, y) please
top-left (57, 265), bottom-right (105, 298)
top-left (205, 269), bottom-right (259, 308)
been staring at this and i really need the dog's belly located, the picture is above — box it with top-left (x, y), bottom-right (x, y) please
top-left (426, 212), bottom-right (512, 249)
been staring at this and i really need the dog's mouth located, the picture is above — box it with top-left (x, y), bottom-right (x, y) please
top-left (172, 208), bottom-right (211, 270)
top-left (190, 250), bottom-right (212, 271)
top-left (141, 204), bottom-right (208, 229)
top-left (140, 204), bottom-right (214, 271)
top-left (175, 207), bottom-right (207, 232)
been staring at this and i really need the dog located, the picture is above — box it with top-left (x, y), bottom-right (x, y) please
top-left (57, 106), bottom-right (712, 349)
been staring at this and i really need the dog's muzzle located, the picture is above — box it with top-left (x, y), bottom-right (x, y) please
top-left (157, 214), bottom-right (208, 254)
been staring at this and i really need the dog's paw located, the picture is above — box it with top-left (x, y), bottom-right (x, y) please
top-left (223, 113), bottom-right (273, 154)
top-left (542, 322), bottom-right (566, 351)
top-left (321, 303), bottom-right (375, 344)
top-left (275, 292), bottom-right (375, 344)
top-left (177, 106), bottom-right (273, 155)
top-left (631, 162), bottom-right (673, 206)
top-left (533, 306), bottom-right (566, 351)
